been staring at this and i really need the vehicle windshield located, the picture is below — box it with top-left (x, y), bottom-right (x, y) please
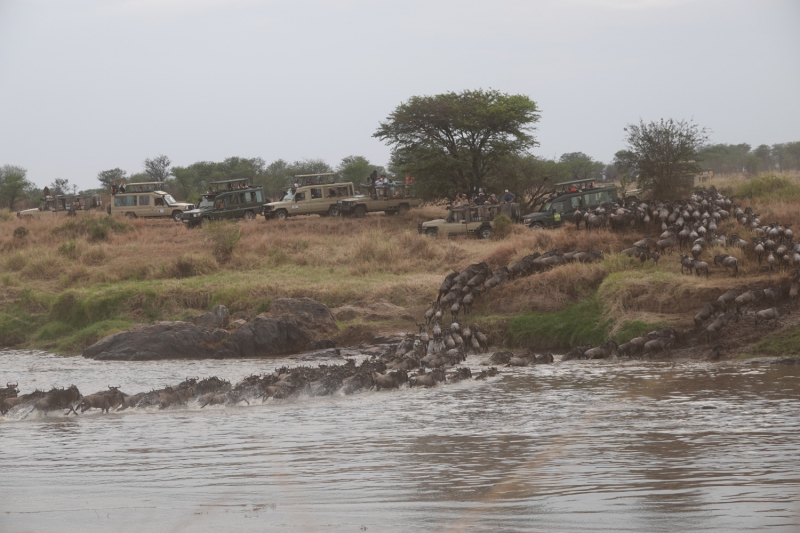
top-left (539, 201), bottom-right (552, 212)
top-left (163, 194), bottom-right (177, 206)
top-left (198, 196), bottom-right (215, 208)
top-left (281, 189), bottom-right (294, 201)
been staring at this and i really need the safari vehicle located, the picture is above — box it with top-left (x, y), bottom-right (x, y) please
top-left (17, 194), bottom-right (103, 219)
top-left (108, 182), bottom-right (194, 222)
top-left (262, 173), bottom-right (355, 220)
top-left (336, 182), bottom-right (420, 218)
top-left (522, 179), bottom-right (618, 230)
top-left (418, 204), bottom-right (501, 239)
top-left (182, 179), bottom-right (265, 228)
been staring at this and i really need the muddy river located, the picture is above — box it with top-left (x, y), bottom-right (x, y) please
top-left (1, 349), bottom-right (799, 532)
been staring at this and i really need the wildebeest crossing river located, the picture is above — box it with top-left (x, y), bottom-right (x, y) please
top-left (2, 349), bottom-right (800, 532)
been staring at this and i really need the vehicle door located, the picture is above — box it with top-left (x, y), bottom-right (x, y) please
top-left (153, 195), bottom-right (168, 217)
top-left (309, 188), bottom-right (324, 213)
top-left (292, 190), bottom-right (307, 215)
top-left (443, 209), bottom-right (468, 235)
top-left (550, 199), bottom-right (568, 227)
top-left (137, 194), bottom-right (154, 217)
top-left (225, 193), bottom-right (241, 219)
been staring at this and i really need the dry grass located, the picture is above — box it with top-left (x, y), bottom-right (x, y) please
top-left (2, 199), bottom-right (798, 352)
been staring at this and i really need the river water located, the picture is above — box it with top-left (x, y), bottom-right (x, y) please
top-left (1, 349), bottom-right (799, 532)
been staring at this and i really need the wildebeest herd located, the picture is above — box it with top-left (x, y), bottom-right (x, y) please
top-left (1, 347), bottom-right (502, 418)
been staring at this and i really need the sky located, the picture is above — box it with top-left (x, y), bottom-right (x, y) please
top-left (1, 0), bottom-right (798, 191)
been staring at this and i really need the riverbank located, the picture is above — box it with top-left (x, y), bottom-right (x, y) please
top-left (2, 172), bottom-right (800, 359)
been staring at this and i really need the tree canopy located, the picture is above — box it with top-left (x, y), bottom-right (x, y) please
top-left (0, 165), bottom-right (33, 209)
top-left (374, 89), bottom-right (540, 200)
top-left (614, 118), bottom-right (709, 199)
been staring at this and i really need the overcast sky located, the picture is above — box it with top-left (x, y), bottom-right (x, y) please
top-left (1, 0), bottom-right (798, 191)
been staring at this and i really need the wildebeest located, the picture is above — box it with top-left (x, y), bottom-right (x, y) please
top-left (734, 289), bottom-right (765, 315)
top-left (1, 389), bottom-right (46, 415)
top-left (705, 313), bottom-right (738, 342)
top-left (583, 340), bottom-right (618, 359)
top-left (713, 254), bottom-right (739, 277)
top-left (372, 369), bottom-right (408, 390)
top-left (31, 385), bottom-right (82, 416)
top-left (692, 260), bottom-right (710, 278)
top-left (409, 368), bottom-right (445, 387)
top-left (694, 301), bottom-right (723, 328)
top-left (643, 337), bottom-right (674, 358)
top-left (755, 306), bottom-right (790, 328)
top-left (78, 386), bottom-right (125, 414)
top-left (561, 343), bottom-right (592, 361)
top-left (717, 288), bottom-right (743, 313)
top-left (707, 344), bottom-right (725, 361)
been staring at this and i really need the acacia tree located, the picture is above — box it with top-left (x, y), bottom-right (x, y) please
top-left (97, 168), bottom-right (127, 189)
top-left (144, 154), bottom-right (171, 182)
top-left (614, 118), bottom-right (709, 199)
top-left (0, 165), bottom-right (32, 209)
top-left (374, 89), bottom-right (540, 200)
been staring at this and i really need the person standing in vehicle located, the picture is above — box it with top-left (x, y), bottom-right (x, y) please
top-left (502, 189), bottom-right (516, 204)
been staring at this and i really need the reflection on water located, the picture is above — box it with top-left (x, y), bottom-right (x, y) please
top-left (1, 350), bottom-right (800, 532)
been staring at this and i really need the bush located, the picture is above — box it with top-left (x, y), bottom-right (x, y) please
top-left (169, 253), bottom-right (218, 278)
top-left (21, 256), bottom-right (62, 280)
top-left (492, 214), bottom-right (513, 239)
top-left (4, 252), bottom-right (27, 272)
top-left (12, 226), bottom-right (29, 239)
top-left (203, 221), bottom-right (242, 264)
top-left (58, 240), bottom-right (80, 260)
top-left (0, 209), bottom-right (14, 222)
top-left (53, 216), bottom-right (130, 242)
top-left (735, 174), bottom-right (800, 201)
top-left (81, 245), bottom-right (106, 266)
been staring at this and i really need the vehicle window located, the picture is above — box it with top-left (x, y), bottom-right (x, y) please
top-left (199, 197), bottom-right (214, 208)
top-left (553, 201), bottom-right (567, 214)
top-left (539, 201), bottom-right (552, 212)
top-left (311, 188), bottom-right (322, 199)
top-left (154, 197), bottom-right (164, 206)
top-left (139, 195), bottom-right (150, 206)
top-left (281, 190), bottom-right (293, 201)
top-left (114, 195), bottom-right (137, 207)
top-left (295, 192), bottom-right (306, 202)
top-left (164, 194), bottom-right (177, 206)
top-left (229, 194), bottom-right (239, 205)
top-left (255, 190), bottom-right (263, 203)
top-left (214, 198), bottom-right (225, 209)
top-left (570, 196), bottom-right (582, 209)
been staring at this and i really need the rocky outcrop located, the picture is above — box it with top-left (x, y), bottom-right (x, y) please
top-left (269, 298), bottom-right (337, 333)
top-left (330, 301), bottom-right (415, 322)
top-left (83, 298), bottom-right (338, 361)
top-left (196, 304), bottom-right (230, 329)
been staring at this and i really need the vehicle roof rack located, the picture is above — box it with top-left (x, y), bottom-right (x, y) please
top-left (553, 178), bottom-right (598, 187)
top-left (210, 179), bottom-right (252, 186)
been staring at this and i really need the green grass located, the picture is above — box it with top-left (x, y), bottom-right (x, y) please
top-left (740, 327), bottom-right (800, 358)
top-left (55, 318), bottom-right (136, 354)
top-left (508, 297), bottom-right (613, 350)
top-left (734, 174), bottom-right (800, 201)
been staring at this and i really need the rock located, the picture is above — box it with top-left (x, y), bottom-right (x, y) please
top-left (230, 315), bottom-right (313, 358)
top-left (232, 311), bottom-right (249, 321)
top-left (269, 298), bottom-right (336, 333)
top-left (82, 321), bottom-right (238, 361)
top-left (230, 319), bottom-right (247, 329)
top-left (84, 298), bottom-right (339, 361)
top-left (331, 306), bottom-right (364, 322)
top-left (307, 339), bottom-right (336, 350)
top-left (293, 348), bottom-right (343, 361)
top-left (196, 305), bottom-right (230, 329)
top-left (370, 336), bottom-right (402, 345)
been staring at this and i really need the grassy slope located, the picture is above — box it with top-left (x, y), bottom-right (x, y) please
top-left (2, 171), bottom-right (800, 356)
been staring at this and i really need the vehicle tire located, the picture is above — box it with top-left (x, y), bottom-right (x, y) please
top-left (424, 228), bottom-right (438, 237)
top-left (479, 226), bottom-right (493, 239)
top-left (244, 210), bottom-right (255, 222)
top-left (125, 212), bottom-right (137, 219)
top-left (275, 210), bottom-right (288, 221)
top-left (200, 218), bottom-right (209, 228)
top-left (385, 210), bottom-right (397, 216)
top-left (172, 211), bottom-right (184, 223)
top-left (530, 223), bottom-right (544, 231)
top-left (398, 204), bottom-right (410, 213)
top-left (328, 205), bottom-right (340, 217)
top-left (354, 205), bottom-right (366, 218)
